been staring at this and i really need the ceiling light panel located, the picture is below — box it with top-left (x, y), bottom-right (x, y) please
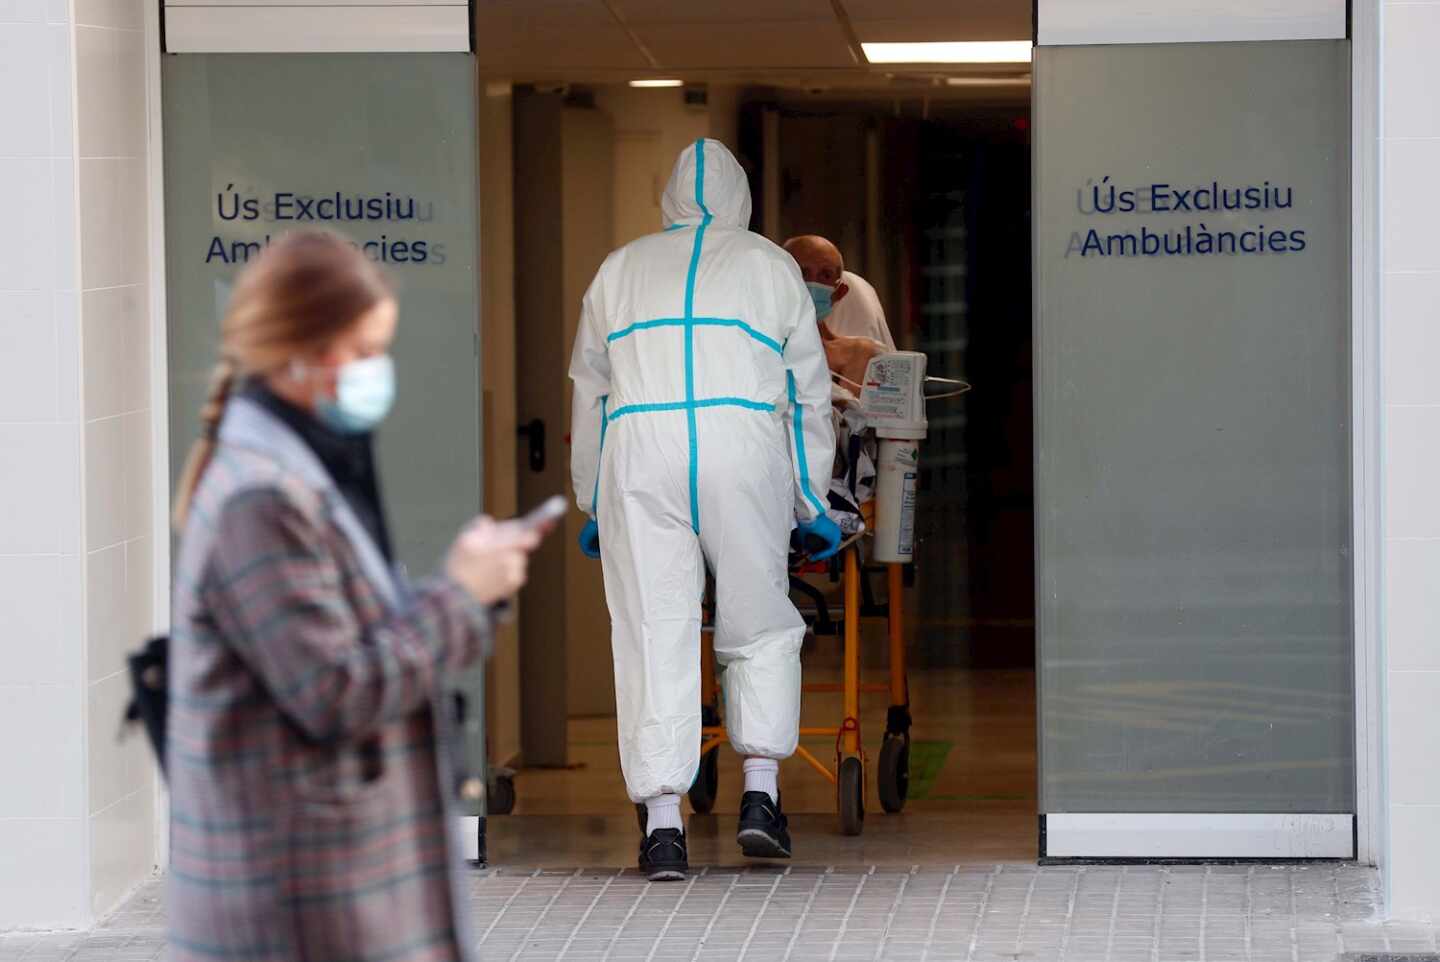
top-left (861, 40), bottom-right (1033, 63)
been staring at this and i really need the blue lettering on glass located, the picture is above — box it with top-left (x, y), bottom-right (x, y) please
top-left (1068, 177), bottom-right (1309, 260)
top-left (206, 186), bottom-right (450, 267)
top-left (205, 235), bottom-right (271, 265)
top-left (1093, 176), bottom-right (1116, 214)
top-left (216, 184), bottom-right (260, 222)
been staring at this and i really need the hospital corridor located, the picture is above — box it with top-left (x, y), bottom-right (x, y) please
top-left (468, 5), bottom-right (1038, 874)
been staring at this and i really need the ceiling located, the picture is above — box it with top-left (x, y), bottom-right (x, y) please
top-left (473, 0), bottom-right (1034, 91)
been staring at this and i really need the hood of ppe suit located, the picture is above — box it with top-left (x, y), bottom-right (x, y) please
top-left (660, 138), bottom-right (752, 231)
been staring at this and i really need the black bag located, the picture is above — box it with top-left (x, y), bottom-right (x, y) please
top-left (124, 635), bottom-right (169, 776)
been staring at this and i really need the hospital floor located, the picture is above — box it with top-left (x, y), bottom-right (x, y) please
top-left (489, 664), bottom-right (1038, 868)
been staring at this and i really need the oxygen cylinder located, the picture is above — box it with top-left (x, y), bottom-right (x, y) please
top-left (874, 438), bottom-right (920, 563)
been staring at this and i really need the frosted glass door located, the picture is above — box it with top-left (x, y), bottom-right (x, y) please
top-left (1033, 41), bottom-right (1353, 842)
top-left (162, 54), bottom-right (481, 575)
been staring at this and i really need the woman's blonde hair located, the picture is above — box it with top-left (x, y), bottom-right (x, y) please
top-left (172, 231), bottom-right (394, 529)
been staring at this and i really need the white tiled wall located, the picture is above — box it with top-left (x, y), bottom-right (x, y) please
top-left (0, 0), bottom-right (156, 930)
top-left (0, 0), bottom-right (88, 929)
top-left (1381, 0), bottom-right (1440, 922)
top-left (73, 0), bottom-right (155, 921)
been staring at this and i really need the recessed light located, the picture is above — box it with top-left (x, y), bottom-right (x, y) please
top-left (862, 41), bottom-right (1033, 64)
top-left (629, 79), bottom-right (684, 88)
top-left (945, 75), bottom-right (1032, 87)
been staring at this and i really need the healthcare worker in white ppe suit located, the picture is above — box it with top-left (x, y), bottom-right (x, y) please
top-left (570, 139), bottom-right (841, 881)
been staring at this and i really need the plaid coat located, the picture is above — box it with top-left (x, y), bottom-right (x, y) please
top-left (168, 397), bottom-right (490, 962)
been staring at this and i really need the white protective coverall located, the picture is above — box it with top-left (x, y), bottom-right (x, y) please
top-left (569, 139), bottom-right (835, 803)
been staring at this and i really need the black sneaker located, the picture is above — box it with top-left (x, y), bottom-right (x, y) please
top-left (638, 828), bottom-right (688, 882)
top-left (737, 791), bottom-right (792, 859)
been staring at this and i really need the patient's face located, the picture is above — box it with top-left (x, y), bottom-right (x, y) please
top-left (798, 257), bottom-right (843, 288)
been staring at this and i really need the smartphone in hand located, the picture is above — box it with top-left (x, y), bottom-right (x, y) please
top-left (489, 496), bottom-right (570, 625)
top-left (484, 495), bottom-right (568, 543)
top-left (517, 495), bottom-right (568, 534)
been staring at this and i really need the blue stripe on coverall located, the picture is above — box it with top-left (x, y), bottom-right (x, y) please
top-left (599, 141), bottom-right (781, 534)
top-left (788, 369), bottom-right (827, 516)
top-left (681, 137), bottom-right (713, 534)
top-left (591, 395), bottom-right (608, 511)
top-left (608, 398), bottom-right (775, 421)
top-left (608, 317), bottom-right (784, 355)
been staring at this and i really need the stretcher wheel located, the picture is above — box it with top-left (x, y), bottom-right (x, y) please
top-left (878, 734), bottom-right (909, 814)
top-left (489, 773), bottom-right (517, 816)
top-left (688, 746), bottom-right (720, 814)
top-left (838, 756), bottom-right (864, 836)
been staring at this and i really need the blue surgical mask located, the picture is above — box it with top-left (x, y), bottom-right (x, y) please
top-left (806, 281), bottom-right (835, 321)
top-left (317, 355), bottom-right (396, 435)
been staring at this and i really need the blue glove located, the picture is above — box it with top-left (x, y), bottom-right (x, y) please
top-left (578, 518), bottom-right (601, 559)
top-left (796, 514), bottom-right (843, 561)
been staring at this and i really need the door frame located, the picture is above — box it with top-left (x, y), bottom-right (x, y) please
top-left (1349, 0), bottom-right (1383, 869)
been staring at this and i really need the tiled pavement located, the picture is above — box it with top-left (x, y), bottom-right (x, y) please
top-left (4, 863), bottom-right (1438, 961)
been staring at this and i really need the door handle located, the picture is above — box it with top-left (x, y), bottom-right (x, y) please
top-left (518, 418), bottom-right (545, 473)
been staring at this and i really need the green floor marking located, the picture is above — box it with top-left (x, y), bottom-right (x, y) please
top-left (905, 740), bottom-right (952, 801)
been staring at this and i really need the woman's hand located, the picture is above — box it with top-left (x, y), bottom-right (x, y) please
top-left (446, 516), bottom-right (542, 605)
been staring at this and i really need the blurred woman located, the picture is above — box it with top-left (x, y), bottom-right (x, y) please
top-left (167, 231), bottom-right (533, 962)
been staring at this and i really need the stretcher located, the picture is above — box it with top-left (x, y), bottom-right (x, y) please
top-left (689, 500), bottom-right (913, 836)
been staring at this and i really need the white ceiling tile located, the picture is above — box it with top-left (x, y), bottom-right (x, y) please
top-left (473, 0), bottom-right (606, 11)
top-left (854, 15), bottom-right (1033, 43)
top-left (472, 0), bottom-right (1034, 74)
top-left (840, 0), bottom-right (1026, 20)
top-left (474, 14), bottom-right (651, 69)
top-left (611, 0), bottom-right (832, 23)
top-left (636, 20), bottom-right (856, 68)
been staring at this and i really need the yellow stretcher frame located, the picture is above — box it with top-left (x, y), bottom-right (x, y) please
top-left (697, 504), bottom-right (912, 836)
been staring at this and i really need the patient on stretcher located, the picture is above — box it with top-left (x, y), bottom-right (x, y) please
top-left (787, 331), bottom-right (882, 564)
top-left (822, 325), bottom-right (887, 396)
top-left (820, 329), bottom-right (885, 549)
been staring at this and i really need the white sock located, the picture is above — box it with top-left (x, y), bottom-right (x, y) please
top-left (645, 793), bottom-right (684, 834)
top-left (743, 757), bottom-right (780, 803)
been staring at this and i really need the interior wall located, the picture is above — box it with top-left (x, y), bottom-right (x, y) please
top-left (512, 91), bottom-right (642, 737)
top-left (593, 85), bottom-right (711, 246)
top-left (708, 85), bottom-right (742, 167)
top-left (775, 113), bottom-right (869, 270)
top-left (480, 81), bottom-right (521, 767)
top-left (559, 105), bottom-right (616, 718)
top-left (513, 90), bottom-right (571, 765)
top-left (77, 0), bottom-right (157, 916)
